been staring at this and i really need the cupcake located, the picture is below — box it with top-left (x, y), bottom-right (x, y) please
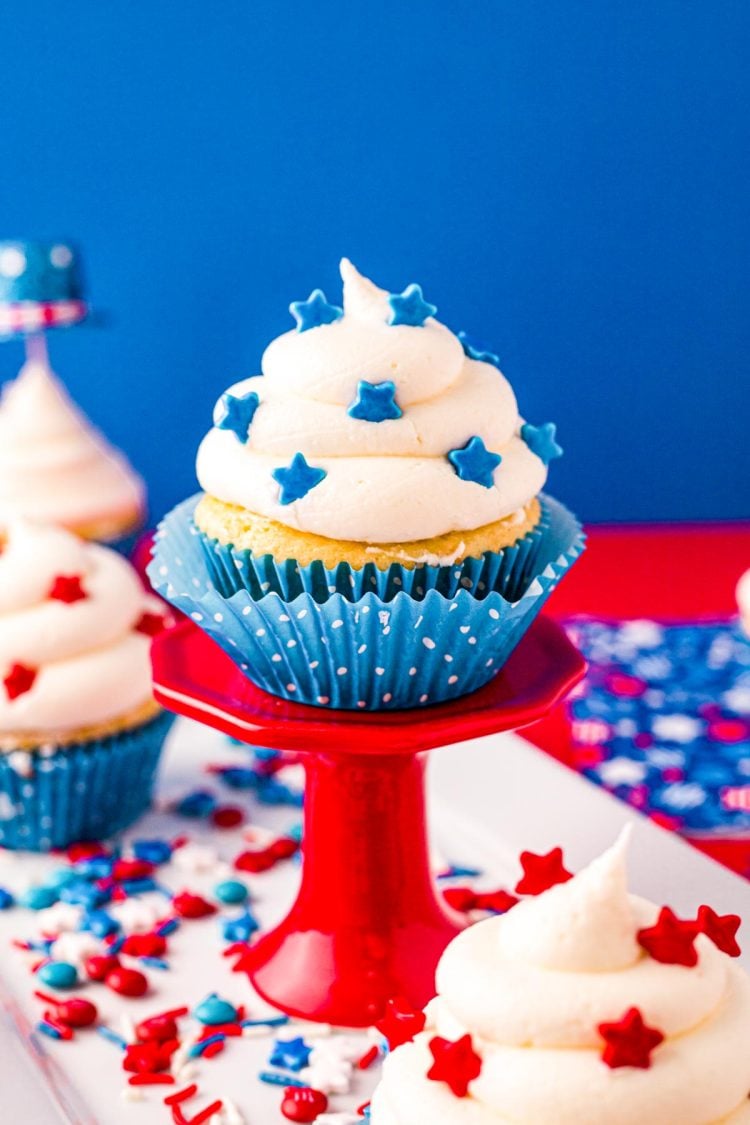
top-left (151, 260), bottom-right (583, 709)
top-left (370, 834), bottom-right (750, 1123)
top-left (0, 518), bottom-right (173, 849)
top-left (0, 358), bottom-right (145, 544)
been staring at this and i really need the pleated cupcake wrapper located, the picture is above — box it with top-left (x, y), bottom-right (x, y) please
top-left (150, 499), bottom-right (584, 711)
top-left (0, 710), bottom-right (174, 852)
top-left (195, 496), bottom-right (556, 604)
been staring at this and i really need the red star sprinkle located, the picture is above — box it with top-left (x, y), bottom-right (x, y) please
top-left (697, 905), bottom-right (742, 958)
top-left (473, 888), bottom-right (519, 914)
top-left (375, 996), bottom-right (427, 1050)
top-left (48, 574), bottom-right (88, 604)
top-left (171, 891), bottom-right (217, 919)
top-left (637, 906), bottom-right (699, 967)
top-left (3, 663), bottom-right (37, 701)
top-left (135, 611), bottom-right (167, 637)
top-left (598, 1007), bottom-right (665, 1069)
top-left (514, 847), bottom-right (573, 895)
top-left (427, 1033), bottom-right (483, 1097)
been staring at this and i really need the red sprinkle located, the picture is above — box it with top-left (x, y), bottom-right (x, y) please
top-left (427, 1034), bottom-right (483, 1098)
top-left (375, 996), bottom-right (427, 1050)
top-left (67, 841), bottom-right (107, 862)
top-left (187, 1100), bottom-right (223, 1125)
top-left (135, 611), bottom-right (168, 637)
top-left (172, 891), bottom-right (217, 919)
top-left (48, 575), bottom-right (88, 604)
top-left (210, 806), bottom-right (245, 829)
top-left (106, 966), bottom-right (149, 997)
top-left (113, 858), bottom-right (155, 881)
top-left (514, 847), bottom-right (573, 895)
top-left (164, 1084), bottom-right (198, 1106)
top-left (3, 662), bottom-right (37, 701)
top-left (121, 933), bottom-right (168, 958)
top-left (129, 1073), bottom-right (175, 1086)
top-left (598, 1007), bottom-right (665, 1069)
top-left (281, 1086), bottom-right (328, 1122)
top-left (269, 836), bottom-right (299, 860)
top-left (696, 905), bottom-right (742, 958)
top-left (357, 1044), bottom-right (380, 1069)
top-left (234, 848), bottom-right (277, 874)
top-left (637, 907), bottom-right (699, 967)
top-left (136, 1015), bottom-right (181, 1043)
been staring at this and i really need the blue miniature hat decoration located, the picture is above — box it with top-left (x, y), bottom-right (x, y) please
top-left (0, 239), bottom-right (88, 336)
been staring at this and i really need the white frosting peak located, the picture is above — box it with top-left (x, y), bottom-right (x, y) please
top-left (0, 520), bottom-right (158, 740)
top-left (197, 263), bottom-right (549, 544)
top-left (498, 829), bottom-right (639, 972)
top-left (0, 360), bottom-right (144, 537)
top-left (340, 258), bottom-right (389, 320)
top-left (371, 836), bottom-right (750, 1125)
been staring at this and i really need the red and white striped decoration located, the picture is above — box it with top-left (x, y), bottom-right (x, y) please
top-left (0, 299), bottom-right (87, 335)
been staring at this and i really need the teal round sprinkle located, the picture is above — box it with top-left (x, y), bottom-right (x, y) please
top-left (37, 961), bottom-right (78, 990)
top-left (44, 868), bottom-right (80, 891)
top-left (214, 880), bottom-right (248, 906)
top-left (192, 993), bottom-right (238, 1026)
top-left (20, 886), bottom-right (59, 911)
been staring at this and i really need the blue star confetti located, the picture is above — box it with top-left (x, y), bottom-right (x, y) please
top-left (272, 452), bottom-right (327, 505)
top-left (290, 289), bottom-right (342, 333)
top-left (457, 331), bottom-right (500, 367)
top-left (447, 435), bottom-right (502, 489)
top-left (347, 379), bottom-right (403, 423)
top-left (215, 390), bottom-right (260, 444)
top-left (269, 1035), bottom-right (312, 1072)
top-left (521, 422), bottom-right (563, 465)
top-left (388, 283), bottom-right (437, 327)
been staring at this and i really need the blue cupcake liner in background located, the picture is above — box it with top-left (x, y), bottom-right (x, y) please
top-left (0, 710), bottom-right (174, 851)
top-left (195, 496), bottom-right (554, 604)
top-left (150, 497), bottom-right (584, 711)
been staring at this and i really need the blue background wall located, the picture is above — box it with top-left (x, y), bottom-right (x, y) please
top-left (1, 1), bottom-right (748, 524)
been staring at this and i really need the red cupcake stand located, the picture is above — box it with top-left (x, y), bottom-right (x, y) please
top-left (151, 616), bottom-right (585, 1027)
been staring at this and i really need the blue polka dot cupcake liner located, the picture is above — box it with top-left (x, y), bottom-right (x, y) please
top-left (0, 710), bottom-right (174, 851)
top-left (194, 496), bottom-right (557, 605)
top-left (150, 497), bottom-right (584, 711)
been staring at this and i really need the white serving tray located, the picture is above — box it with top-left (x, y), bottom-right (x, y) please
top-left (0, 718), bottom-right (747, 1124)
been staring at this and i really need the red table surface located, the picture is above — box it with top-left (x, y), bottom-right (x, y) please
top-left (526, 520), bottom-right (750, 873)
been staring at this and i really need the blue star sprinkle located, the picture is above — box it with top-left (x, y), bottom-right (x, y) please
top-left (521, 421), bottom-right (563, 465)
top-left (347, 379), bottom-right (403, 423)
top-left (269, 1035), bottom-right (312, 1072)
top-left (388, 283), bottom-right (437, 327)
top-left (272, 452), bottom-right (327, 505)
top-left (290, 289), bottom-right (343, 333)
top-left (447, 435), bottom-right (502, 489)
top-left (457, 331), bottom-right (500, 367)
top-left (215, 390), bottom-right (260, 443)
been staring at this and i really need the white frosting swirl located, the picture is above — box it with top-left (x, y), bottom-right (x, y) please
top-left (0, 520), bottom-right (158, 739)
top-left (0, 360), bottom-right (145, 537)
top-left (371, 835), bottom-right (750, 1124)
top-left (196, 261), bottom-right (548, 543)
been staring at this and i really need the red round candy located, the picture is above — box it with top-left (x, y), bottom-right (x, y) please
top-left (280, 1086), bottom-right (328, 1122)
top-left (135, 1015), bottom-right (179, 1043)
top-left (106, 967), bottom-right (148, 997)
top-left (56, 997), bottom-right (98, 1028)
top-left (210, 806), bottom-right (245, 829)
top-left (84, 954), bottom-right (121, 982)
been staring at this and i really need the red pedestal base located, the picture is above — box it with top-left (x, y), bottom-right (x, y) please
top-left (152, 616), bottom-right (584, 1027)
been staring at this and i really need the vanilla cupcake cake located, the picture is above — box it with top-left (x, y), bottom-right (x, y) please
top-left (0, 359), bottom-right (145, 544)
top-left (371, 835), bottom-right (750, 1124)
top-left (0, 519), bottom-right (172, 849)
top-left (151, 260), bottom-right (583, 709)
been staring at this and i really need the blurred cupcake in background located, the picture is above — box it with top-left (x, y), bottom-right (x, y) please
top-left (0, 518), bottom-right (173, 850)
top-left (152, 259), bottom-right (583, 710)
top-left (0, 239), bottom-right (146, 547)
